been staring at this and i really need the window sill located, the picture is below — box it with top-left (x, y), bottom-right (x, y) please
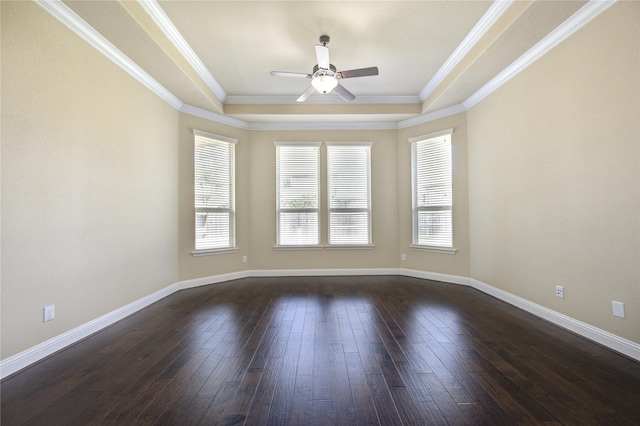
top-left (410, 245), bottom-right (457, 255)
top-left (191, 247), bottom-right (239, 257)
top-left (326, 244), bottom-right (375, 250)
top-left (274, 245), bottom-right (324, 251)
top-left (273, 244), bottom-right (375, 250)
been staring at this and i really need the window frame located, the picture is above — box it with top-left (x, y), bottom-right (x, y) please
top-left (275, 142), bottom-right (322, 249)
top-left (409, 129), bottom-right (456, 254)
top-left (326, 142), bottom-right (373, 248)
top-left (192, 129), bottom-right (238, 256)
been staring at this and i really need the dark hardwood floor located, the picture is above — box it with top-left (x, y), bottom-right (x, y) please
top-left (2, 275), bottom-right (639, 425)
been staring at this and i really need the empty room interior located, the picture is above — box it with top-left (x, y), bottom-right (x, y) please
top-left (1, 0), bottom-right (639, 424)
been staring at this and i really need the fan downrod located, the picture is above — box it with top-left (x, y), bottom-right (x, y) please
top-left (319, 35), bottom-right (330, 46)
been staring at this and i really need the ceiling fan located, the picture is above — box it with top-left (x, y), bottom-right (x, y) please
top-left (271, 35), bottom-right (379, 102)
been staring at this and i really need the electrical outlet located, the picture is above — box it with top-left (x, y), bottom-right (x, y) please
top-left (44, 305), bottom-right (55, 322)
top-left (612, 301), bottom-right (625, 318)
top-left (242, 256), bottom-right (248, 263)
top-left (555, 285), bottom-right (564, 299)
top-left (401, 253), bottom-right (406, 261)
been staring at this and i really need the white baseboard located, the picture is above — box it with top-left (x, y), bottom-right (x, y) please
top-left (468, 278), bottom-right (640, 361)
top-left (398, 268), bottom-right (471, 286)
top-left (0, 283), bottom-right (180, 380)
top-left (2, 268), bottom-right (637, 379)
top-left (177, 271), bottom-right (249, 290)
top-left (249, 267), bottom-right (401, 277)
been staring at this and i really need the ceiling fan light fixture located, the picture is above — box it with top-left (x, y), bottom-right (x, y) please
top-left (311, 75), bottom-right (338, 94)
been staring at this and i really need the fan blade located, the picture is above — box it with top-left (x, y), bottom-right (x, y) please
top-left (337, 67), bottom-right (379, 79)
top-left (271, 71), bottom-right (311, 78)
top-left (334, 84), bottom-right (355, 102)
top-left (315, 45), bottom-right (330, 69)
top-left (296, 85), bottom-right (316, 102)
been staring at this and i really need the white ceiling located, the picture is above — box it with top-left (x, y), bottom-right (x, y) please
top-left (54, 0), bottom-right (603, 128)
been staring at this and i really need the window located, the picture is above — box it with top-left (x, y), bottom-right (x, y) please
top-left (276, 143), bottom-right (320, 246)
top-left (410, 129), bottom-right (454, 251)
top-left (327, 143), bottom-right (372, 245)
top-left (194, 130), bottom-right (236, 252)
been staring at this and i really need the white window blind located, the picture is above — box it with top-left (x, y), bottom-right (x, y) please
top-left (194, 131), bottom-right (236, 251)
top-left (327, 143), bottom-right (372, 245)
top-left (276, 143), bottom-right (320, 246)
top-left (410, 130), bottom-right (453, 248)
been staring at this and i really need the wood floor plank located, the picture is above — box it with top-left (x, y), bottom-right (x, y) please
top-left (296, 312), bottom-right (316, 377)
top-left (343, 351), bottom-right (382, 425)
top-left (200, 380), bottom-right (242, 425)
top-left (2, 276), bottom-right (639, 425)
top-left (394, 360), bottom-right (448, 424)
top-left (418, 372), bottom-right (493, 425)
top-left (288, 374), bottom-right (313, 425)
top-left (92, 343), bottom-right (189, 424)
top-left (363, 372), bottom-right (402, 424)
top-left (311, 399), bottom-right (335, 425)
top-left (220, 367), bottom-right (263, 421)
top-left (469, 371), bottom-right (554, 424)
top-left (135, 347), bottom-right (212, 424)
top-left (244, 356), bottom-right (284, 424)
top-left (22, 389), bottom-right (103, 426)
top-left (266, 327), bottom-right (303, 425)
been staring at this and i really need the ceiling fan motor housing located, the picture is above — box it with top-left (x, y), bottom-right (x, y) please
top-left (313, 64), bottom-right (337, 73)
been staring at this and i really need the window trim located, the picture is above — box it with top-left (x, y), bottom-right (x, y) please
top-left (409, 128), bottom-right (455, 252)
top-left (192, 247), bottom-right (239, 257)
top-left (192, 130), bottom-right (237, 256)
top-left (410, 244), bottom-right (456, 255)
top-left (275, 141), bottom-right (322, 248)
top-left (326, 142), bottom-right (373, 247)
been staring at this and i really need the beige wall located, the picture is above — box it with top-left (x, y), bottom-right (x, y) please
top-left (467, 2), bottom-right (639, 343)
top-left (177, 119), bottom-right (470, 278)
top-left (245, 129), bottom-right (400, 271)
top-left (397, 113), bottom-right (470, 278)
top-left (178, 118), bottom-right (406, 280)
top-left (1, 2), bottom-right (179, 358)
top-left (177, 120), bottom-right (469, 278)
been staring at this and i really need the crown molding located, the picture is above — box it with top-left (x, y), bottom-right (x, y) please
top-left (180, 105), bottom-right (249, 130)
top-left (180, 101), bottom-right (461, 131)
top-left (463, 0), bottom-right (618, 110)
top-left (34, 0), bottom-right (183, 111)
top-left (419, 0), bottom-right (514, 101)
top-left (225, 95), bottom-right (421, 105)
top-left (137, 0), bottom-right (227, 103)
top-left (397, 104), bottom-right (467, 129)
top-left (247, 121), bottom-right (399, 131)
